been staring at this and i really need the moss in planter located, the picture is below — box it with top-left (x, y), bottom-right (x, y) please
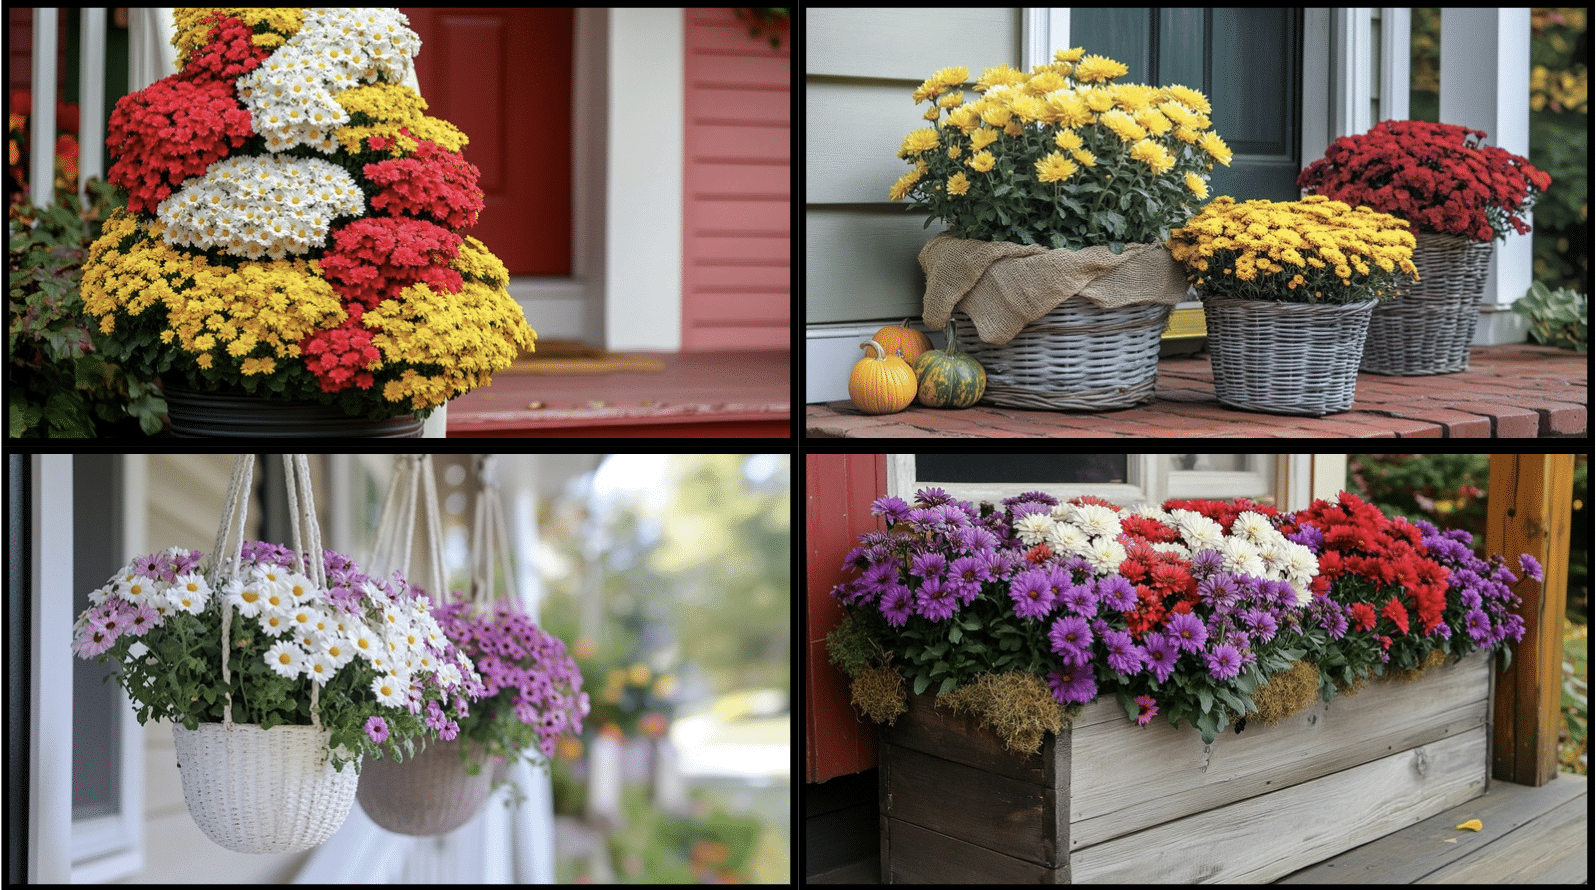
top-left (937, 671), bottom-right (1075, 756)
top-left (850, 665), bottom-right (908, 725)
top-left (1248, 659), bottom-right (1322, 726)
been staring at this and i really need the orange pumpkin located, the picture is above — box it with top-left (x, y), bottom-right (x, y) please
top-left (849, 339), bottom-right (916, 414)
top-left (870, 319), bottom-right (932, 365)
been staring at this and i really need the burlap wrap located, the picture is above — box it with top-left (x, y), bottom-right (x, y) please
top-left (920, 232), bottom-right (1189, 345)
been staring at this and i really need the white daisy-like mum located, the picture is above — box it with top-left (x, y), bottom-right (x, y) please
top-left (166, 572), bottom-right (210, 614)
top-left (303, 651), bottom-right (338, 687)
top-left (1013, 511), bottom-right (1055, 546)
top-left (370, 674), bottom-right (407, 708)
top-left (264, 639), bottom-right (306, 679)
top-left (224, 575), bottom-right (269, 618)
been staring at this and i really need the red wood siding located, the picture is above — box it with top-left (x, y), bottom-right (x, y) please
top-left (403, 8), bottom-right (573, 276)
top-left (680, 9), bottom-right (790, 351)
top-left (805, 453), bottom-right (887, 782)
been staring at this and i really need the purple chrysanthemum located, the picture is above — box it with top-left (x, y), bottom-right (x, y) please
top-left (1059, 581), bottom-right (1099, 616)
top-left (1141, 633), bottom-right (1177, 684)
top-left (880, 584), bottom-right (915, 627)
top-left (1009, 568), bottom-right (1056, 620)
top-left (1048, 615), bottom-right (1094, 665)
top-left (1047, 666), bottom-right (1097, 704)
top-left (916, 579), bottom-right (959, 621)
top-left (1518, 554), bottom-right (1543, 582)
top-left (1165, 611), bottom-right (1207, 654)
top-left (365, 716), bottom-right (390, 744)
top-left (1204, 644), bottom-right (1243, 681)
top-left (1096, 575), bottom-right (1138, 612)
top-left (1102, 629), bottom-right (1145, 675)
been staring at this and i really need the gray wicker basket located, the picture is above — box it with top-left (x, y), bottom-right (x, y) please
top-left (357, 736), bottom-right (494, 836)
top-left (953, 301), bottom-right (1173, 410)
top-left (1201, 296), bottom-right (1376, 416)
top-left (1361, 232), bottom-right (1493, 375)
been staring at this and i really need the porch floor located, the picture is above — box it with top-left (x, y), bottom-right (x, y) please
top-left (448, 349), bottom-right (791, 438)
top-left (806, 773), bottom-right (1589, 884)
top-left (805, 343), bottom-right (1587, 438)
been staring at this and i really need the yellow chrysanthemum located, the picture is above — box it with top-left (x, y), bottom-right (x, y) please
top-left (970, 127), bottom-right (1000, 152)
top-left (1129, 140), bottom-right (1175, 175)
top-left (1162, 84), bottom-right (1212, 114)
top-left (899, 128), bottom-right (941, 157)
top-left (974, 64), bottom-right (1027, 92)
top-left (947, 171), bottom-right (971, 195)
top-left (1199, 131), bottom-right (1233, 166)
top-left (1034, 152), bottom-right (1078, 184)
top-left (1184, 171), bottom-right (1209, 200)
top-left (968, 151), bottom-right (996, 173)
top-left (1098, 109), bottom-right (1147, 143)
top-left (1072, 54), bottom-right (1129, 83)
top-left (1054, 129), bottom-right (1084, 151)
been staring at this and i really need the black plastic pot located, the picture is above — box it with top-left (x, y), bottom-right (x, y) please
top-left (163, 383), bottom-right (425, 438)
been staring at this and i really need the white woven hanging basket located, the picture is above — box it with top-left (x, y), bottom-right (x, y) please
top-left (172, 722), bottom-right (358, 854)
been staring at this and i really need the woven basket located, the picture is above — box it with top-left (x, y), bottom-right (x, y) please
top-left (172, 722), bottom-right (358, 854)
top-left (1201, 296), bottom-right (1376, 416)
top-left (953, 302), bottom-right (1173, 410)
top-left (1361, 232), bottom-right (1493, 375)
top-left (356, 736), bottom-right (494, 836)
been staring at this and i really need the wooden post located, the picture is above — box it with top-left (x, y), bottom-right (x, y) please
top-left (1486, 454), bottom-right (1573, 787)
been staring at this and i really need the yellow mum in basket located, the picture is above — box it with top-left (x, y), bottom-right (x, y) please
top-left (1167, 195), bottom-right (1420, 304)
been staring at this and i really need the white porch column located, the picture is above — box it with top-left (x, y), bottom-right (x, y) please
top-left (1439, 8), bottom-right (1533, 343)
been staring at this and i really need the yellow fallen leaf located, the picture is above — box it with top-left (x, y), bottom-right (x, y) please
top-left (1455, 819), bottom-right (1483, 832)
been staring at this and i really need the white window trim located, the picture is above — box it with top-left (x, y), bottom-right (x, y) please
top-left (888, 454), bottom-right (1316, 509)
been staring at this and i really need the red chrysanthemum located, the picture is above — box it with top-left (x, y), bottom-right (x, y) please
top-left (1298, 120), bottom-right (1551, 242)
top-left (105, 78), bottom-right (253, 214)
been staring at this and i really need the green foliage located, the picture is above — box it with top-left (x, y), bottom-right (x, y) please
top-left (1513, 281), bottom-right (1588, 351)
top-left (8, 179), bottom-right (164, 437)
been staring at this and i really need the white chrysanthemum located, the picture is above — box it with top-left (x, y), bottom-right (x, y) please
top-left (1283, 541), bottom-right (1319, 605)
top-left (1231, 511), bottom-right (1276, 546)
top-left (304, 651), bottom-right (338, 686)
top-left (1047, 521), bottom-right (1091, 555)
top-left (259, 610), bottom-right (295, 637)
top-left (1072, 503), bottom-right (1122, 540)
top-left (1217, 537), bottom-right (1267, 579)
top-left (285, 604), bottom-right (325, 635)
top-left (1171, 509), bottom-right (1225, 552)
top-left (1013, 512), bottom-right (1055, 546)
top-left (166, 572), bottom-right (210, 614)
top-left (113, 574), bottom-right (161, 605)
top-left (224, 575), bottom-right (269, 618)
top-left (316, 632), bottom-right (356, 669)
top-left (155, 155), bottom-right (363, 259)
top-left (264, 640), bottom-right (305, 678)
top-left (1083, 536), bottom-right (1128, 574)
top-left (348, 624), bottom-right (382, 663)
top-left (370, 674), bottom-right (407, 708)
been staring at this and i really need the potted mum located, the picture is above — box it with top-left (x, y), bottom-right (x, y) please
top-left (890, 49), bottom-right (1231, 410)
top-left (1167, 195), bottom-right (1419, 415)
top-left (1297, 120), bottom-right (1552, 375)
top-left (828, 487), bottom-right (1530, 883)
top-left (71, 541), bottom-right (484, 853)
top-left (79, 8), bottom-right (536, 437)
top-left (358, 596), bottom-right (588, 835)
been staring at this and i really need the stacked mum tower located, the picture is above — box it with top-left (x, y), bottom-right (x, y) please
top-left (82, 8), bottom-right (536, 425)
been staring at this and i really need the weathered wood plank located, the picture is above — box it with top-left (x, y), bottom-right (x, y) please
top-left (1072, 728), bottom-right (1489, 883)
top-left (1069, 652), bottom-right (1490, 849)
top-left (881, 741), bottom-right (1065, 867)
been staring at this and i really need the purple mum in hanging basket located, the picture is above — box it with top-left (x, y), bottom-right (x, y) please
top-left (431, 598), bottom-right (589, 772)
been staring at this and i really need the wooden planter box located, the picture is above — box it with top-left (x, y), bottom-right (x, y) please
top-left (878, 651), bottom-right (1491, 883)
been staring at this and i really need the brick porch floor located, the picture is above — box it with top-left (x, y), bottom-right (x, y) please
top-left (806, 343), bottom-right (1588, 438)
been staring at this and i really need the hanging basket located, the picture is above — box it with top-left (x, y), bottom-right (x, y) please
top-left (172, 722), bottom-right (358, 854)
top-left (1360, 232), bottom-right (1494, 375)
top-left (356, 736), bottom-right (495, 836)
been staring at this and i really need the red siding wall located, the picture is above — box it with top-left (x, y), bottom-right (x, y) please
top-left (805, 453), bottom-right (887, 782)
top-left (680, 9), bottom-right (790, 350)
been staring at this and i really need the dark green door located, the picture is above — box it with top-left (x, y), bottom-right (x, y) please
top-left (1070, 8), bottom-right (1302, 201)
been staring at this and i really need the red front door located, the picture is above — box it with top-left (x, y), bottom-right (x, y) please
top-left (403, 8), bottom-right (573, 276)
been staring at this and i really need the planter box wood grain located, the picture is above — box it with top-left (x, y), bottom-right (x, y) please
top-left (879, 651), bottom-right (1491, 883)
